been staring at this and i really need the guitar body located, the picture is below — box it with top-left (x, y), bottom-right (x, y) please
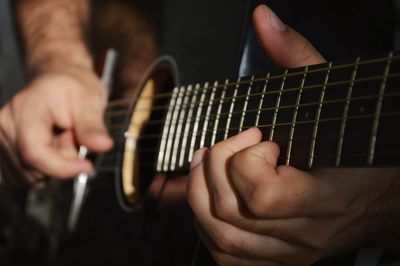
top-left (59, 1), bottom-right (397, 266)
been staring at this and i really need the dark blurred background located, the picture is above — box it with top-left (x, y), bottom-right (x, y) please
top-left (0, 0), bottom-right (25, 106)
top-left (2, 0), bottom-right (400, 265)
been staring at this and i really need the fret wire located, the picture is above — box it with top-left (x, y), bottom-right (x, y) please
top-left (119, 111), bottom-right (400, 142)
top-left (156, 86), bottom-right (180, 172)
top-left (225, 77), bottom-right (241, 139)
top-left (269, 69), bottom-right (288, 141)
top-left (336, 57), bottom-right (360, 166)
top-left (106, 54), bottom-right (400, 108)
top-left (200, 82), bottom-right (217, 148)
top-left (106, 72), bottom-right (400, 117)
top-left (188, 84), bottom-right (206, 162)
top-left (171, 85), bottom-right (192, 170)
top-left (211, 79), bottom-right (229, 146)
top-left (308, 62), bottom-right (332, 168)
top-left (239, 75), bottom-right (254, 133)
top-left (163, 86), bottom-right (186, 171)
top-left (255, 73), bottom-right (270, 126)
top-left (179, 85), bottom-right (197, 167)
top-left (286, 66), bottom-right (308, 165)
top-left (368, 52), bottom-right (393, 165)
top-left (109, 91), bottom-right (400, 131)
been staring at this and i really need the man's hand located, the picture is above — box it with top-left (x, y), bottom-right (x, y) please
top-left (186, 5), bottom-right (400, 265)
top-left (0, 68), bottom-right (112, 188)
top-left (0, 0), bottom-right (113, 188)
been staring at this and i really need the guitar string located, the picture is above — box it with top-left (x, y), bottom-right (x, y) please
top-left (105, 131), bottom-right (398, 154)
top-left (105, 53), bottom-right (399, 108)
top-left (104, 73), bottom-right (400, 119)
top-left (105, 91), bottom-right (400, 131)
top-left (96, 149), bottom-right (400, 170)
top-left (98, 55), bottom-right (399, 210)
top-left (107, 111), bottom-right (400, 143)
top-left (135, 151), bottom-right (400, 168)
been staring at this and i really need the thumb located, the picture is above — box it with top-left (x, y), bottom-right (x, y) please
top-left (253, 5), bottom-right (326, 68)
top-left (73, 101), bottom-right (113, 152)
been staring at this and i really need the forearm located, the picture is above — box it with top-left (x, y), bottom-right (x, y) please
top-left (16, 0), bottom-right (93, 76)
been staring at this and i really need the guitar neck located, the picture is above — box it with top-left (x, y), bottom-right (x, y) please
top-left (154, 52), bottom-right (400, 173)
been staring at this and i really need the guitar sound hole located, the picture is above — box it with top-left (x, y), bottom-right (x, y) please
top-left (116, 56), bottom-right (178, 211)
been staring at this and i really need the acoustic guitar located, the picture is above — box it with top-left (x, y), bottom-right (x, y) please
top-left (102, 52), bottom-right (400, 265)
top-left (66, 1), bottom-right (399, 265)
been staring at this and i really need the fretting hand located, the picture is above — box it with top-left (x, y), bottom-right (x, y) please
top-left (186, 5), bottom-right (400, 265)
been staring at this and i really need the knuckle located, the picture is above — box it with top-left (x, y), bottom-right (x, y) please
top-left (212, 229), bottom-right (239, 254)
top-left (230, 150), bottom-right (247, 168)
top-left (209, 141), bottom-right (236, 159)
top-left (234, 148), bottom-right (253, 163)
top-left (247, 188), bottom-right (279, 217)
top-left (209, 143), bottom-right (223, 159)
top-left (213, 198), bottom-right (236, 222)
top-left (229, 150), bottom-right (253, 176)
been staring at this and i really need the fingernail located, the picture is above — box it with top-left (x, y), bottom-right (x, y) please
top-left (190, 148), bottom-right (207, 169)
top-left (264, 6), bottom-right (286, 32)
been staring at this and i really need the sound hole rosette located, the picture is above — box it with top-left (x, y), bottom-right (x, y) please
top-left (115, 55), bottom-right (179, 212)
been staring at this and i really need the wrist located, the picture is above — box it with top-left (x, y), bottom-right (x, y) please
top-left (27, 42), bottom-right (94, 78)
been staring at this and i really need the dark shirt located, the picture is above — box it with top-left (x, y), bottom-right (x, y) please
top-left (157, 0), bottom-right (394, 84)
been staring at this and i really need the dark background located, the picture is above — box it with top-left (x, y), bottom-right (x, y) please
top-left (0, 0), bottom-right (24, 107)
top-left (1, 0), bottom-right (400, 265)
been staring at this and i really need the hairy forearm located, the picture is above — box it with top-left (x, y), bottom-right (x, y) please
top-left (16, 0), bottom-right (93, 76)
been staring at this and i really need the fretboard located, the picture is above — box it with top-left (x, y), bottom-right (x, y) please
top-left (155, 52), bottom-right (400, 173)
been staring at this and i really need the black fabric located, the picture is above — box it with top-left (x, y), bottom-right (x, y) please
top-left (0, 0), bottom-right (25, 106)
top-left (247, 0), bottom-right (394, 75)
top-left (157, 0), bottom-right (394, 84)
top-left (157, 0), bottom-right (249, 85)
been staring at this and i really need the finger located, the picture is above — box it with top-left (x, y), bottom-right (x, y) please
top-left (18, 112), bottom-right (93, 179)
top-left (56, 130), bottom-right (79, 158)
top-left (22, 145), bottom-right (93, 179)
top-left (187, 155), bottom-right (302, 261)
top-left (72, 91), bottom-right (113, 153)
top-left (197, 225), bottom-right (283, 266)
top-left (231, 141), bottom-right (332, 218)
top-left (0, 111), bottom-right (46, 186)
top-left (252, 5), bottom-right (326, 68)
top-left (207, 128), bottom-right (262, 213)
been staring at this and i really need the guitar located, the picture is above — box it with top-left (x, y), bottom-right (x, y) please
top-left (101, 52), bottom-right (400, 265)
top-left (109, 52), bottom-right (400, 206)
top-left (63, 1), bottom-right (399, 265)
